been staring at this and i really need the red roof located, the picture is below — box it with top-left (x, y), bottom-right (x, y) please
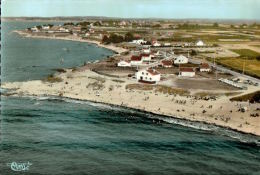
top-left (131, 55), bottom-right (142, 61)
top-left (161, 60), bottom-right (173, 66)
top-left (200, 63), bottom-right (210, 69)
top-left (179, 67), bottom-right (194, 72)
top-left (140, 53), bottom-right (150, 57)
top-left (147, 69), bottom-right (160, 75)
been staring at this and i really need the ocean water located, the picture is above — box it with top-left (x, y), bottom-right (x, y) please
top-left (1, 22), bottom-right (260, 175)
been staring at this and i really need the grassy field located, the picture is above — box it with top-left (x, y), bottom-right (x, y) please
top-left (230, 49), bottom-right (260, 59)
top-left (208, 57), bottom-right (260, 78)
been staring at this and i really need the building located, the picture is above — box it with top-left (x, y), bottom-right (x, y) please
top-left (196, 40), bottom-right (205, 47)
top-left (117, 60), bottom-right (131, 67)
top-left (136, 69), bottom-right (161, 83)
top-left (174, 55), bottom-right (188, 64)
top-left (141, 53), bottom-right (152, 61)
top-left (152, 41), bottom-right (161, 47)
top-left (130, 55), bottom-right (143, 66)
top-left (179, 67), bottom-right (195, 77)
top-left (31, 26), bottom-right (39, 32)
top-left (131, 39), bottom-right (146, 45)
top-left (161, 60), bottom-right (173, 68)
top-left (42, 25), bottom-right (50, 30)
top-left (142, 47), bottom-right (151, 54)
top-left (200, 63), bottom-right (211, 72)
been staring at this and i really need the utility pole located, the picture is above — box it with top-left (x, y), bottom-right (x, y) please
top-left (242, 57), bottom-right (246, 75)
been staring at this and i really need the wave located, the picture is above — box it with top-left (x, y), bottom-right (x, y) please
top-left (11, 95), bottom-right (260, 145)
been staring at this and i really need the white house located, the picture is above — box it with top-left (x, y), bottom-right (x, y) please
top-left (200, 63), bottom-right (211, 72)
top-left (196, 40), bottom-right (205, 47)
top-left (152, 41), bottom-right (161, 47)
top-left (136, 69), bottom-right (161, 83)
top-left (42, 25), bottom-right (50, 30)
top-left (31, 26), bottom-right (39, 32)
top-left (141, 53), bottom-right (152, 61)
top-left (130, 55), bottom-right (143, 66)
top-left (117, 60), bottom-right (131, 67)
top-left (131, 39), bottom-right (146, 45)
top-left (174, 55), bottom-right (189, 64)
top-left (142, 48), bottom-right (151, 54)
top-left (164, 43), bottom-right (171, 47)
top-left (179, 67), bottom-right (195, 77)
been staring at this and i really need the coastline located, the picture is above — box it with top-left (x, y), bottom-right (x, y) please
top-left (2, 69), bottom-right (260, 137)
top-left (3, 30), bottom-right (260, 137)
top-left (13, 30), bottom-right (128, 54)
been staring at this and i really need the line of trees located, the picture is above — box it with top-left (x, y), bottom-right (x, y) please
top-left (102, 32), bottom-right (136, 44)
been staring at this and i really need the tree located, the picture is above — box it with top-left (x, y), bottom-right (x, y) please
top-left (124, 32), bottom-right (134, 42)
top-left (213, 23), bottom-right (219, 28)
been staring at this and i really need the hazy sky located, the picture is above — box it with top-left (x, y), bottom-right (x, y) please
top-left (2, 0), bottom-right (260, 19)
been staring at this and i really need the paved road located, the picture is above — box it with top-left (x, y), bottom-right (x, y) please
top-left (189, 58), bottom-right (260, 83)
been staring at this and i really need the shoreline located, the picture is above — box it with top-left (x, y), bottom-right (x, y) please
top-left (3, 30), bottom-right (260, 137)
top-left (2, 92), bottom-right (260, 140)
top-left (13, 30), bottom-right (128, 54)
top-left (2, 68), bottom-right (260, 137)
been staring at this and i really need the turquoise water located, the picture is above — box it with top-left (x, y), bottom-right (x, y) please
top-left (0, 22), bottom-right (260, 175)
top-left (1, 21), bottom-right (114, 82)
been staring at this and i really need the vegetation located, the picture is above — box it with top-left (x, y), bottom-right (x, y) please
top-left (112, 79), bottom-right (125, 83)
top-left (126, 84), bottom-right (190, 96)
top-left (230, 91), bottom-right (260, 103)
top-left (207, 57), bottom-right (260, 78)
top-left (88, 76), bottom-right (106, 83)
top-left (230, 49), bottom-right (260, 60)
top-left (44, 75), bottom-right (63, 83)
top-left (102, 32), bottom-right (137, 44)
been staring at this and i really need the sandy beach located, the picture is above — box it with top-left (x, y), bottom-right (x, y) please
top-left (2, 68), bottom-right (260, 136)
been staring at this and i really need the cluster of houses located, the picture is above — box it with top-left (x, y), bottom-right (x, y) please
top-left (28, 24), bottom-right (96, 38)
top-left (117, 44), bottom-right (211, 84)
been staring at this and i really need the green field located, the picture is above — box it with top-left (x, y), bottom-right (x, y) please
top-left (230, 49), bottom-right (260, 59)
top-left (208, 57), bottom-right (260, 78)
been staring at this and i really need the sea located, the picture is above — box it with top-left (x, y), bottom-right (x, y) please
top-left (0, 21), bottom-right (260, 175)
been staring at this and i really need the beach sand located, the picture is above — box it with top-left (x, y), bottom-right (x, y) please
top-left (2, 68), bottom-right (260, 136)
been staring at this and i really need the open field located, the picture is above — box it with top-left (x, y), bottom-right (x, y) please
top-left (230, 49), bottom-right (260, 59)
top-left (207, 57), bottom-right (260, 78)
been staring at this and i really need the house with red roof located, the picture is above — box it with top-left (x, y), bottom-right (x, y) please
top-left (136, 69), bottom-right (161, 84)
top-left (130, 55), bottom-right (143, 66)
top-left (161, 60), bottom-right (173, 68)
top-left (179, 67), bottom-right (195, 77)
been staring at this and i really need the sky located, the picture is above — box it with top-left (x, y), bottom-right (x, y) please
top-left (2, 0), bottom-right (260, 20)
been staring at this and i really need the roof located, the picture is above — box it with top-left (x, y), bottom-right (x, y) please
top-left (200, 63), bottom-right (210, 69)
top-left (177, 55), bottom-right (188, 59)
top-left (119, 60), bottom-right (131, 63)
top-left (161, 60), bottom-right (173, 66)
top-left (140, 53), bottom-right (150, 57)
top-left (147, 69), bottom-right (160, 76)
top-left (179, 67), bottom-right (194, 72)
top-left (131, 55), bottom-right (142, 61)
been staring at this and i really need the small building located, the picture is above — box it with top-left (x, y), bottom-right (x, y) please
top-left (164, 43), bottom-right (171, 47)
top-left (141, 53), bottom-right (152, 61)
top-left (142, 48), bottom-right (151, 54)
top-left (196, 40), bottom-right (205, 47)
top-left (152, 41), bottom-right (161, 47)
top-left (131, 39), bottom-right (146, 45)
top-left (174, 55), bottom-right (188, 64)
top-left (179, 67), bottom-right (195, 77)
top-left (42, 25), bottom-right (50, 30)
top-left (136, 69), bottom-right (161, 83)
top-left (200, 63), bottom-right (211, 72)
top-left (117, 60), bottom-right (131, 67)
top-left (130, 55), bottom-right (143, 66)
top-left (31, 26), bottom-right (39, 32)
top-left (161, 60), bottom-right (173, 68)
